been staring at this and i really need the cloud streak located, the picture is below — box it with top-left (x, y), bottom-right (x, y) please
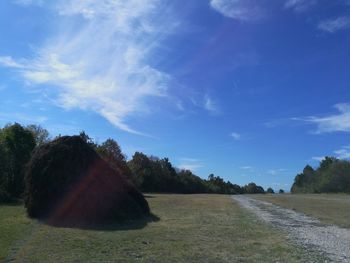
top-left (1, 0), bottom-right (175, 135)
top-left (334, 145), bottom-right (350, 159)
top-left (209, 0), bottom-right (266, 21)
top-left (284, 0), bottom-right (317, 12)
top-left (230, 132), bottom-right (241, 140)
top-left (312, 145), bottom-right (350, 162)
top-left (298, 103), bottom-right (350, 133)
top-left (178, 157), bottom-right (204, 172)
top-left (318, 16), bottom-right (350, 33)
top-left (204, 95), bottom-right (220, 115)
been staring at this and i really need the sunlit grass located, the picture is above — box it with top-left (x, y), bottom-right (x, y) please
top-left (1, 194), bottom-right (322, 262)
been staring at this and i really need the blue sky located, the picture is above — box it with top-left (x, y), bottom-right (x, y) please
top-left (1, 0), bottom-right (350, 191)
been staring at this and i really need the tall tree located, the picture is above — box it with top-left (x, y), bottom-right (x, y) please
top-left (26, 124), bottom-right (50, 147)
top-left (96, 138), bottom-right (132, 179)
top-left (0, 123), bottom-right (35, 197)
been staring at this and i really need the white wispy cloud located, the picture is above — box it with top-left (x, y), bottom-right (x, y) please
top-left (297, 103), bottom-right (350, 133)
top-left (334, 145), bottom-right (350, 159)
top-left (311, 156), bottom-right (325, 162)
top-left (318, 16), bottom-right (350, 33)
top-left (240, 166), bottom-right (253, 170)
top-left (0, 112), bottom-right (48, 124)
top-left (204, 95), bottom-right (220, 114)
top-left (284, 0), bottom-right (317, 12)
top-left (1, 0), bottom-right (175, 135)
top-left (0, 56), bottom-right (25, 68)
top-left (13, 0), bottom-right (44, 6)
top-left (312, 145), bottom-right (350, 162)
top-left (178, 157), bottom-right (204, 172)
top-left (209, 0), bottom-right (266, 21)
top-left (230, 132), bottom-right (241, 140)
top-left (267, 168), bottom-right (287, 175)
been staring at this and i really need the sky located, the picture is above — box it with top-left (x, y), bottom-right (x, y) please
top-left (1, 0), bottom-right (350, 191)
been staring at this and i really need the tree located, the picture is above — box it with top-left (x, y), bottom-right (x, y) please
top-left (243, 183), bottom-right (265, 194)
top-left (79, 131), bottom-right (97, 148)
top-left (291, 165), bottom-right (316, 193)
top-left (319, 157), bottom-right (338, 171)
top-left (26, 124), bottom-right (50, 147)
top-left (96, 138), bottom-right (132, 179)
top-left (128, 152), bottom-right (155, 191)
top-left (291, 156), bottom-right (350, 194)
top-left (318, 160), bottom-right (350, 193)
top-left (266, 187), bottom-right (274, 194)
top-left (0, 142), bottom-right (10, 202)
top-left (0, 123), bottom-right (35, 197)
top-left (279, 189), bottom-right (285, 194)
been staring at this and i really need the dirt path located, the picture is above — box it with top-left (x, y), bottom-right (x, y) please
top-left (233, 195), bottom-right (350, 263)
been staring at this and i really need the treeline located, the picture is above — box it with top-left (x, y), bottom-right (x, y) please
top-left (291, 157), bottom-right (350, 193)
top-left (1, 123), bottom-right (270, 202)
top-left (127, 152), bottom-right (266, 195)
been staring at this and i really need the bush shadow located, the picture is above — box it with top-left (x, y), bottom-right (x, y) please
top-left (143, 194), bottom-right (157, 199)
top-left (44, 213), bottom-right (160, 231)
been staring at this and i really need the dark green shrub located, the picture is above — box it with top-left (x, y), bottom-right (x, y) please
top-left (25, 136), bottom-right (149, 226)
top-left (0, 187), bottom-right (12, 203)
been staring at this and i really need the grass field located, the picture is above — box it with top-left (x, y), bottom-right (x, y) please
top-left (253, 194), bottom-right (350, 228)
top-left (1, 194), bottom-right (323, 262)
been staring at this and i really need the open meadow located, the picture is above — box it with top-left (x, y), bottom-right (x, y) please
top-left (252, 194), bottom-right (350, 228)
top-left (0, 194), bottom-right (324, 263)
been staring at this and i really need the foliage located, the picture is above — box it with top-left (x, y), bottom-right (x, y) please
top-left (266, 187), bottom-right (275, 194)
top-left (128, 152), bottom-right (180, 193)
top-left (0, 186), bottom-right (12, 203)
top-left (96, 138), bottom-right (133, 180)
top-left (279, 189), bottom-right (285, 194)
top-left (291, 157), bottom-right (350, 193)
top-left (128, 153), bottom-right (263, 194)
top-left (25, 135), bottom-right (149, 225)
top-left (243, 183), bottom-right (265, 194)
top-left (26, 124), bottom-right (50, 147)
top-left (0, 123), bottom-right (35, 198)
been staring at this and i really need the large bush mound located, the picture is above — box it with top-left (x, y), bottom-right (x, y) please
top-left (25, 136), bottom-right (150, 226)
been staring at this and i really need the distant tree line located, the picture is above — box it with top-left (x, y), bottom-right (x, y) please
top-left (291, 157), bottom-right (350, 193)
top-left (0, 123), bottom-right (274, 202)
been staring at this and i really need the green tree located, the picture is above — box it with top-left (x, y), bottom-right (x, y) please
top-left (128, 152), bottom-right (154, 191)
top-left (243, 183), bottom-right (265, 194)
top-left (266, 187), bottom-right (274, 194)
top-left (26, 124), bottom-right (50, 147)
top-left (319, 157), bottom-right (338, 171)
top-left (0, 123), bottom-right (35, 197)
top-left (96, 138), bottom-right (132, 179)
top-left (0, 142), bottom-right (10, 201)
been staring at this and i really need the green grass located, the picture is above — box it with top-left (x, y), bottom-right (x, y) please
top-left (1, 194), bottom-right (323, 262)
top-left (0, 203), bottom-right (34, 262)
top-left (253, 194), bottom-right (350, 228)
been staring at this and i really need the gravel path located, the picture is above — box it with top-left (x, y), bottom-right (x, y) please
top-left (233, 195), bottom-right (350, 263)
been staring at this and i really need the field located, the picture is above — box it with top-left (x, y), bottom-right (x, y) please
top-left (252, 194), bottom-right (350, 228)
top-left (0, 194), bottom-right (322, 262)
